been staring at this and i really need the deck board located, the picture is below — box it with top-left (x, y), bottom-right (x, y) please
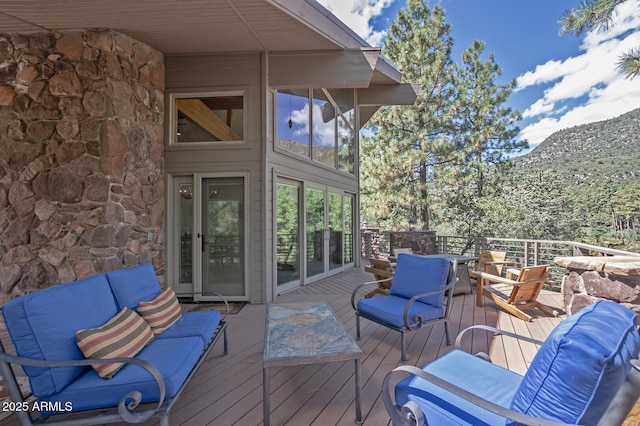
top-left (0, 264), bottom-right (566, 426)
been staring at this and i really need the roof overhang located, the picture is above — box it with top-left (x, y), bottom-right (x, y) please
top-left (0, 0), bottom-right (415, 103)
top-left (269, 49), bottom-right (381, 89)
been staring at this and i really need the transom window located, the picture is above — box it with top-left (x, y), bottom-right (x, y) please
top-left (276, 88), bottom-right (355, 174)
top-left (170, 92), bottom-right (245, 145)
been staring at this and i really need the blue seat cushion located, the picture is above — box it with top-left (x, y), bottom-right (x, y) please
top-left (2, 274), bottom-right (118, 397)
top-left (37, 336), bottom-right (205, 415)
top-left (390, 254), bottom-right (450, 307)
top-left (510, 300), bottom-right (640, 425)
top-left (396, 349), bottom-right (522, 426)
top-left (157, 310), bottom-right (221, 345)
top-left (358, 295), bottom-right (444, 329)
top-left (106, 263), bottom-right (162, 310)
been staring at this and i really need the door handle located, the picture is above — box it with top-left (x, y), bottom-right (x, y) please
top-left (197, 233), bottom-right (208, 252)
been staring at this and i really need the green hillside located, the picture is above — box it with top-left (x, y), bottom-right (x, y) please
top-left (513, 108), bottom-right (640, 186)
top-left (509, 107), bottom-right (640, 250)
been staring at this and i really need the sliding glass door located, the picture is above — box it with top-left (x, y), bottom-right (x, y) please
top-left (276, 180), bottom-right (301, 293)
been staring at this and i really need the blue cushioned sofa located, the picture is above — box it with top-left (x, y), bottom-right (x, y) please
top-left (383, 300), bottom-right (640, 425)
top-left (0, 263), bottom-right (228, 426)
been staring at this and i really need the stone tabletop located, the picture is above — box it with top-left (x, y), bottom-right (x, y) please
top-left (554, 255), bottom-right (640, 276)
top-left (263, 301), bottom-right (362, 364)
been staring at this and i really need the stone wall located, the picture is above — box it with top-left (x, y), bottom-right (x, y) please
top-left (389, 231), bottom-right (436, 255)
top-left (0, 30), bottom-right (165, 303)
top-left (556, 256), bottom-right (640, 315)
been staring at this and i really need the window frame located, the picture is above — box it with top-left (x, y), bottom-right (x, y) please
top-left (274, 87), bottom-right (357, 176)
top-left (167, 89), bottom-right (247, 147)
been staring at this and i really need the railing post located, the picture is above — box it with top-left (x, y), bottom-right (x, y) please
top-left (524, 241), bottom-right (530, 267)
top-left (534, 241), bottom-right (540, 266)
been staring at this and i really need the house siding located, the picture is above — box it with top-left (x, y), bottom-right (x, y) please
top-left (164, 53), bottom-right (265, 303)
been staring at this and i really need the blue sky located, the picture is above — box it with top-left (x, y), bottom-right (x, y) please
top-left (317, 0), bottom-right (640, 149)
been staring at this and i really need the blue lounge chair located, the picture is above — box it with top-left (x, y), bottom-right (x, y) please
top-left (352, 253), bottom-right (458, 361)
top-left (383, 300), bottom-right (640, 425)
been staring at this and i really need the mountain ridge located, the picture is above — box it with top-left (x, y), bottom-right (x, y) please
top-left (512, 107), bottom-right (640, 184)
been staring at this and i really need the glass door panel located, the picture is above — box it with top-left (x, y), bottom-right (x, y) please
top-left (305, 188), bottom-right (325, 279)
top-left (276, 182), bottom-right (301, 289)
top-left (178, 181), bottom-right (194, 285)
top-left (328, 192), bottom-right (343, 271)
top-left (201, 177), bottom-right (245, 297)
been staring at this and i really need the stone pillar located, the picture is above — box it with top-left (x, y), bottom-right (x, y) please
top-left (555, 256), bottom-right (640, 315)
top-left (0, 30), bottom-right (165, 303)
top-left (389, 231), bottom-right (436, 255)
top-left (361, 228), bottom-right (380, 259)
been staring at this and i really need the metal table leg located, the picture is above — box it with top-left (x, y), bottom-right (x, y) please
top-left (263, 366), bottom-right (270, 426)
top-left (355, 359), bottom-right (362, 424)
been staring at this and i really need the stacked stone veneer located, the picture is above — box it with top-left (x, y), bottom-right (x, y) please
top-left (0, 30), bottom-right (165, 304)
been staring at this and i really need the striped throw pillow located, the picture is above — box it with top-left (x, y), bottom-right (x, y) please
top-left (137, 287), bottom-right (182, 335)
top-left (76, 307), bottom-right (154, 379)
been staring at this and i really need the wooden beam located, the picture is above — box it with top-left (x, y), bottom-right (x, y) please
top-left (176, 99), bottom-right (241, 141)
top-left (268, 49), bottom-right (379, 89)
top-left (358, 83), bottom-right (420, 106)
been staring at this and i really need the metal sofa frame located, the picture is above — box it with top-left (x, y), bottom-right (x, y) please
top-left (0, 293), bottom-right (228, 426)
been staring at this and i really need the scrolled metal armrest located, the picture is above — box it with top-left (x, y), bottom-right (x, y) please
top-left (350, 279), bottom-right (392, 310)
top-left (382, 365), bottom-right (574, 426)
top-left (402, 277), bottom-right (458, 331)
top-left (0, 351), bottom-right (165, 424)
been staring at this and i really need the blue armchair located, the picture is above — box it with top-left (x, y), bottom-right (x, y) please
top-left (351, 254), bottom-right (458, 361)
top-left (382, 300), bottom-right (640, 425)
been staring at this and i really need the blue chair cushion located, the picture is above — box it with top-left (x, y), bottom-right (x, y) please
top-left (396, 349), bottom-right (522, 426)
top-left (510, 300), bottom-right (640, 425)
top-left (357, 295), bottom-right (444, 329)
top-left (106, 263), bottom-right (162, 310)
top-left (2, 274), bottom-right (119, 397)
top-left (390, 254), bottom-right (450, 307)
top-left (157, 310), bottom-right (221, 345)
top-left (37, 336), bottom-right (205, 415)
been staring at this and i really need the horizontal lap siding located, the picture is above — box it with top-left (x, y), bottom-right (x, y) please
top-left (165, 53), bottom-right (265, 303)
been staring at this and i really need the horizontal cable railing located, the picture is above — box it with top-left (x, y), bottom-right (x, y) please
top-left (362, 230), bottom-right (640, 291)
top-left (441, 236), bottom-right (640, 290)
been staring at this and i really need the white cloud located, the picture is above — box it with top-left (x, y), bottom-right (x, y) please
top-left (316, 0), bottom-right (394, 47)
top-left (517, 0), bottom-right (640, 145)
top-left (290, 101), bottom-right (338, 147)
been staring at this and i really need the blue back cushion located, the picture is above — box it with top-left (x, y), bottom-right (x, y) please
top-left (390, 254), bottom-right (450, 307)
top-left (106, 263), bottom-right (162, 310)
top-left (510, 300), bottom-right (640, 425)
top-left (2, 274), bottom-right (118, 397)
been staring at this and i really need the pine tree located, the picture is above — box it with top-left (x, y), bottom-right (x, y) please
top-left (360, 1), bottom-right (525, 234)
top-left (449, 40), bottom-right (526, 198)
top-left (360, 0), bottom-right (457, 230)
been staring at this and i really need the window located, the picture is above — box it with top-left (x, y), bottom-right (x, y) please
top-left (276, 88), bottom-right (356, 174)
top-left (312, 89), bottom-right (336, 167)
top-left (276, 89), bottom-right (310, 158)
top-left (170, 92), bottom-right (245, 145)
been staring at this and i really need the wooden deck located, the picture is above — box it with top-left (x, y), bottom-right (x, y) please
top-left (0, 265), bottom-right (566, 426)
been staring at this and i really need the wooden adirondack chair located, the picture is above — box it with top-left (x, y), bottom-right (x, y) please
top-left (364, 258), bottom-right (395, 298)
top-left (476, 265), bottom-right (559, 322)
top-left (469, 250), bottom-right (515, 279)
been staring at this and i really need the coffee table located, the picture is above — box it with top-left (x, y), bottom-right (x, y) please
top-left (263, 301), bottom-right (362, 425)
